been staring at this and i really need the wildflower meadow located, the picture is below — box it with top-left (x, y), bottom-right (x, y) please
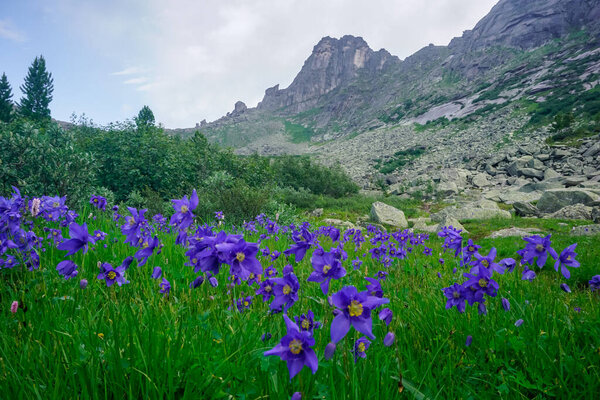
top-left (1, 187), bottom-right (599, 399)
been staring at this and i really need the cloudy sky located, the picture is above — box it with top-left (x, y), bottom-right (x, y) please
top-left (0, 0), bottom-right (498, 128)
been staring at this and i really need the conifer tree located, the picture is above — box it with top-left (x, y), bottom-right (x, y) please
top-left (20, 55), bottom-right (54, 121)
top-left (0, 72), bottom-right (13, 123)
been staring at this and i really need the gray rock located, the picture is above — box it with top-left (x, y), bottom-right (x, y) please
top-left (472, 173), bottom-right (491, 188)
top-left (486, 227), bottom-right (542, 238)
top-left (570, 224), bottom-right (600, 236)
top-left (546, 204), bottom-right (593, 220)
top-left (582, 142), bottom-right (600, 158)
top-left (536, 188), bottom-right (600, 213)
top-left (370, 201), bottom-right (408, 228)
top-left (526, 158), bottom-right (545, 170)
top-left (323, 218), bottom-right (355, 230)
top-left (520, 168), bottom-right (545, 179)
top-left (436, 215), bottom-right (468, 233)
top-left (518, 181), bottom-right (563, 193)
top-left (564, 176), bottom-right (587, 187)
top-left (553, 148), bottom-right (571, 158)
top-left (499, 190), bottom-right (542, 204)
top-left (310, 208), bottom-right (324, 217)
top-left (513, 201), bottom-right (540, 217)
top-left (437, 181), bottom-right (458, 196)
top-left (592, 207), bottom-right (600, 223)
top-left (543, 168), bottom-right (561, 180)
top-left (432, 199), bottom-right (511, 222)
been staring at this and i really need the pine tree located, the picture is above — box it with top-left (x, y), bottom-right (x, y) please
top-left (20, 55), bottom-right (54, 122)
top-left (0, 72), bottom-right (13, 123)
top-left (135, 105), bottom-right (155, 130)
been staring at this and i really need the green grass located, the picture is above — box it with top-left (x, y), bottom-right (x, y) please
top-left (284, 120), bottom-right (316, 143)
top-left (1, 208), bottom-right (600, 399)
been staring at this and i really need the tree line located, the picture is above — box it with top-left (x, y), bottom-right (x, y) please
top-left (0, 56), bottom-right (359, 221)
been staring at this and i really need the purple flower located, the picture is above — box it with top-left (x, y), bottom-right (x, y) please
top-left (134, 236), bottom-right (160, 267)
top-left (264, 265), bottom-right (278, 277)
top-left (170, 190), bottom-right (199, 230)
top-left (498, 258), bottom-right (516, 273)
top-left (590, 275), bottom-right (600, 291)
top-left (295, 310), bottom-right (322, 334)
top-left (560, 283), bottom-right (571, 293)
top-left (478, 302), bottom-right (487, 315)
top-left (365, 277), bottom-right (383, 298)
top-left (307, 247), bottom-right (346, 295)
top-left (190, 275), bottom-right (204, 289)
top-left (152, 266), bottom-right (162, 279)
top-left (263, 315), bottom-right (318, 380)
top-left (159, 278), bottom-right (171, 296)
top-left (353, 337), bottom-right (371, 362)
top-left (329, 286), bottom-right (389, 343)
top-left (378, 308), bottom-right (393, 325)
top-left (291, 392), bottom-right (302, 400)
top-left (324, 342), bottom-right (336, 360)
top-left (463, 266), bottom-right (499, 298)
top-left (283, 227), bottom-right (314, 262)
top-left (256, 279), bottom-right (276, 302)
top-left (216, 239), bottom-right (262, 282)
top-left (383, 332), bottom-right (395, 346)
top-left (519, 234), bottom-right (558, 268)
top-left (261, 332), bottom-right (272, 342)
top-left (214, 211), bottom-right (224, 221)
top-left (465, 335), bottom-right (473, 347)
top-left (443, 283), bottom-right (467, 312)
top-left (554, 244), bottom-right (579, 279)
top-left (472, 247), bottom-right (505, 274)
top-left (501, 298), bottom-right (510, 311)
top-left (90, 195), bottom-right (107, 211)
top-left (57, 222), bottom-right (94, 256)
top-left (97, 262), bottom-right (129, 287)
top-left (515, 319), bottom-right (524, 327)
top-left (270, 265), bottom-right (300, 313)
top-left (80, 279), bottom-right (88, 289)
top-left (522, 266), bottom-right (536, 281)
top-left (56, 260), bottom-right (78, 280)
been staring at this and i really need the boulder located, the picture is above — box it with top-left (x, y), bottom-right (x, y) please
top-left (370, 202), bottom-right (408, 228)
top-left (323, 218), bottom-right (355, 230)
top-left (546, 204), bottom-right (593, 220)
top-left (437, 181), bottom-right (458, 196)
top-left (431, 199), bottom-right (511, 222)
top-left (486, 227), bottom-right (542, 238)
top-left (582, 142), bottom-right (600, 158)
top-left (536, 188), bottom-right (600, 213)
top-left (309, 208), bottom-right (323, 217)
top-left (543, 168), bottom-right (561, 180)
top-left (499, 190), bottom-right (542, 204)
top-left (570, 224), bottom-right (600, 236)
top-left (564, 176), bottom-right (587, 187)
top-left (513, 201), bottom-right (540, 217)
top-left (519, 168), bottom-right (544, 179)
top-left (471, 173), bottom-right (491, 188)
top-left (436, 215), bottom-right (468, 233)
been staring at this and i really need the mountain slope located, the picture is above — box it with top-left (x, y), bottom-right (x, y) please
top-left (170, 0), bottom-right (600, 188)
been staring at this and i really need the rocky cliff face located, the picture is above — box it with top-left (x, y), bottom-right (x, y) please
top-left (450, 0), bottom-right (600, 51)
top-left (257, 35), bottom-right (399, 114)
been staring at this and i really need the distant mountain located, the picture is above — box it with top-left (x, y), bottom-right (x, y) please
top-left (168, 0), bottom-right (600, 188)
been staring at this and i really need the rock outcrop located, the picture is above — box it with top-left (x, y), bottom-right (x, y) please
top-left (370, 202), bottom-right (408, 228)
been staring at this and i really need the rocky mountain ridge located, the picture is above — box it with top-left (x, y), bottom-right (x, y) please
top-left (165, 0), bottom-right (600, 206)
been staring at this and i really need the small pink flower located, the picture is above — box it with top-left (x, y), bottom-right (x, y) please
top-left (10, 301), bottom-right (18, 313)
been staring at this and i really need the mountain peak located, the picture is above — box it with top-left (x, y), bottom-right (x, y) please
top-left (257, 35), bottom-right (398, 113)
top-left (450, 0), bottom-right (600, 50)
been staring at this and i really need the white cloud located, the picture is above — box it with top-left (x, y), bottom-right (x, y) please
top-left (123, 77), bottom-right (148, 85)
top-left (111, 67), bottom-right (147, 76)
top-left (0, 19), bottom-right (26, 42)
